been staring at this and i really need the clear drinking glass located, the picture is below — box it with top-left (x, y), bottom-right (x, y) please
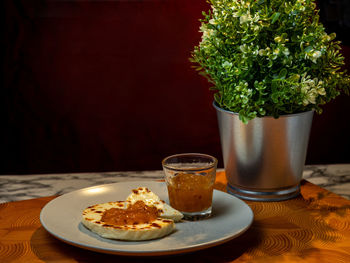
top-left (162, 153), bottom-right (218, 220)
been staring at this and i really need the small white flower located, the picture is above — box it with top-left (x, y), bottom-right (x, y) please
top-left (302, 98), bottom-right (309, 106)
top-left (200, 24), bottom-right (215, 42)
top-left (305, 48), bottom-right (322, 63)
top-left (301, 85), bottom-right (308, 93)
top-left (308, 93), bottom-right (316, 104)
top-left (300, 75), bottom-right (326, 105)
top-left (240, 44), bottom-right (249, 53)
top-left (253, 25), bottom-right (260, 31)
top-left (283, 48), bottom-right (290, 56)
top-left (209, 19), bottom-right (216, 25)
top-left (318, 88), bottom-right (326, 96)
top-left (273, 48), bottom-right (280, 55)
top-left (222, 61), bottom-right (232, 68)
top-left (240, 14), bottom-right (251, 24)
top-left (232, 11), bottom-right (239, 18)
top-left (274, 36), bottom-right (283, 43)
top-left (312, 50), bottom-right (321, 60)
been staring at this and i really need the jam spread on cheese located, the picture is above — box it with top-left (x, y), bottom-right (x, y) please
top-left (101, 200), bottom-right (159, 225)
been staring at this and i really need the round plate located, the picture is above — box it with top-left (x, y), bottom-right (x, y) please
top-left (40, 181), bottom-right (253, 256)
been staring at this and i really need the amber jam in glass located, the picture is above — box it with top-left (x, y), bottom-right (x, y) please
top-left (162, 153), bottom-right (217, 220)
top-left (167, 172), bottom-right (214, 212)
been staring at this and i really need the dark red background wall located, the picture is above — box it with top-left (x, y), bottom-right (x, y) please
top-left (1, 0), bottom-right (350, 174)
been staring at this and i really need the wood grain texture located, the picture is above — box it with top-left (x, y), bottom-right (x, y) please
top-left (1, 172), bottom-right (350, 262)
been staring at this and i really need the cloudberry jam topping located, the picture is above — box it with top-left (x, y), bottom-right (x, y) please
top-left (101, 201), bottom-right (159, 226)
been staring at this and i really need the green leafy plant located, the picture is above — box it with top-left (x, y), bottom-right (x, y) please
top-left (191, 0), bottom-right (350, 123)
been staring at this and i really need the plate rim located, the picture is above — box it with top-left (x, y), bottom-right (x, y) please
top-left (40, 181), bottom-right (254, 256)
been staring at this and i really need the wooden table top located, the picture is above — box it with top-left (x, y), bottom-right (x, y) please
top-left (1, 171), bottom-right (350, 262)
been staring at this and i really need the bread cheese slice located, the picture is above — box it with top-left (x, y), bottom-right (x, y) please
top-left (81, 200), bottom-right (175, 241)
top-left (81, 187), bottom-right (183, 241)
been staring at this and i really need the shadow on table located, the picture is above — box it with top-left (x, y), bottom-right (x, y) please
top-left (30, 226), bottom-right (260, 262)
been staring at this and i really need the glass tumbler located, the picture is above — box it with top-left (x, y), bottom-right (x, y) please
top-left (162, 153), bottom-right (217, 220)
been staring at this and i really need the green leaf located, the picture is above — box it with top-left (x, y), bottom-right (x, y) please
top-left (271, 12), bottom-right (280, 24)
top-left (271, 79), bottom-right (279, 91)
top-left (304, 35), bottom-right (314, 42)
top-left (304, 46), bottom-right (313, 53)
top-left (278, 68), bottom-right (287, 79)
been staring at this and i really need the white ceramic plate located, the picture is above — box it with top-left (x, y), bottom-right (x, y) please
top-left (40, 181), bottom-right (253, 256)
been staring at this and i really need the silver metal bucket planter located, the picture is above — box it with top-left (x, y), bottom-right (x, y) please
top-left (214, 102), bottom-right (314, 201)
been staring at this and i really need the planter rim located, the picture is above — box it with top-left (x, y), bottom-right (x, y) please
top-left (213, 101), bottom-right (314, 119)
